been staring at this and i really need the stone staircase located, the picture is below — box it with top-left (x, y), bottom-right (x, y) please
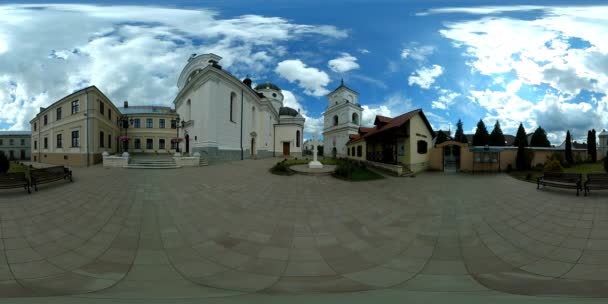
top-left (199, 157), bottom-right (209, 166)
top-left (126, 158), bottom-right (180, 169)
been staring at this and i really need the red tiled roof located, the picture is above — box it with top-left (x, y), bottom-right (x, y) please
top-left (347, 109), bottom-right (435, 144)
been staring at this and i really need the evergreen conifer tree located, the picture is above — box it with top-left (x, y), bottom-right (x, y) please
top-left (472, 119), bottom-right (490, 146)
top-left (489, 121), bottom-right (506, 146)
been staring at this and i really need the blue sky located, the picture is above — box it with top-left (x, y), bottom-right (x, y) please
top-left (1, 0), bottom-right (607, 144)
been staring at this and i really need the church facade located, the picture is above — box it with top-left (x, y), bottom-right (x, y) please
top-left (173, 53), bottom-right (304, 162)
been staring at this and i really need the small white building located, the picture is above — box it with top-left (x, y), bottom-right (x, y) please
top-left (322, 80), bottom-right (363, 157)
top-left (173, 53), bottom-right (304, 162)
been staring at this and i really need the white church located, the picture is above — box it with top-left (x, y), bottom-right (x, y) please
top-left (173, 53), bottom-right (305, 162)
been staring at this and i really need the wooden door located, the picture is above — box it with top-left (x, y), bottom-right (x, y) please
top-left (283, 142), bottom-right (290, 156)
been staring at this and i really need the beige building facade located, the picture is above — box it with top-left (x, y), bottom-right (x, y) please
top-left (346, 109), bottom-right (435, 173)
top-left (429, 140), bottom-right (589, 172)
top-left (30, 86), bottom-right (121, 167)
top-left (117, 103), bottom-right (179, 154)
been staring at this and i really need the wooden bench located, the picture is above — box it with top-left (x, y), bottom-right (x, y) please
top-left (537, 173), bottom-right (582, 196)
top-left (30, 166), bottom-right (72, 191)
top-left (584, 173), bottom-right (608, 196)
top-left (0, 172), bottom-right (30, 193)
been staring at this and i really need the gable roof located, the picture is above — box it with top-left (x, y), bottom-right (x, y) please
top-left (348, 109), bottom-right (435, 144)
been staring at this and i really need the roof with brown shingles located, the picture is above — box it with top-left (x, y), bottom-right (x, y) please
top-left (348, 109), bottom-right (435, 144)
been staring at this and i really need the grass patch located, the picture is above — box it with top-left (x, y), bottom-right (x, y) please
top-left (7, 162), bottom-right (28, 173)
top-left (508, 162), bottom-right (605, 183)
top-left (333, 158), bottom-right (385, 182)
top-left (270, 158), bottom-right (341, 176)
top-left (349, 166), bottom-right (385, 181)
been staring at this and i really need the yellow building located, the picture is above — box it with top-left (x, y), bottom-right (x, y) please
top-left (346, 109), bottom-right (435, 173)
top-left (117, 102), bottom-right (179, 154)
top-left (30, 86), bottom-right (121, 167)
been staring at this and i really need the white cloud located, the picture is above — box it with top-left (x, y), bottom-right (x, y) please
top-left (418, 5), bottom-right (545, 16)
top-left (401, 45), bottom-right (435, 62)
top-left (432, 5), bottom-right (608, 143)
top-left (361, 105), bottom-right (392, 126)
top-left (408, 64), bottom-right (444, 89)
top-left (327, 52), bottom-right (360, 73)
top-left (275, 59), bottom-right (330, 96)
top-left (359, 93), bottom-right (413, 127)
top-left (0, 4), bottom-right (347, 130)
top-left (431, 89), bottom-right (460, 110)
top-left (358, 48), bottom-right (370, 54)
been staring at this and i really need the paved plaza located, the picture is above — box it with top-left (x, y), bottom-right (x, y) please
top-left (1, 158), bottom-right (608, 303)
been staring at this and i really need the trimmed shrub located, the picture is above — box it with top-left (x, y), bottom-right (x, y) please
top-left (533, 163), bottom-right (544, 172)
top-left (544, 159), bottom-right (564, 173)
top-left (270, 160), bottom-right (291, 175)
top-left (0, 153), bottom-right (8, 174)
top-left (334, 158), bottom-right (355, 179)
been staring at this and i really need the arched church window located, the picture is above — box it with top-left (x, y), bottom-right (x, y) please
top-left (186, 99), bottom-right (191, 122)
top-left (230, 92), bottom-right (237, 122)
top-left (251, 106), bottom-right (256, 129)
top-left (352, 113), bottom-right (359, 125)
top-left (296, 130), bottom-right (300, 147)
top-left (333, 115), bottom-right (338, 126)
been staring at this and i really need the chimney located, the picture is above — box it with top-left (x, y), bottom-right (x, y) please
top-left (243, 77), bottom-right (252, 88)
top-left (124, 101), bottom-right (128, 108)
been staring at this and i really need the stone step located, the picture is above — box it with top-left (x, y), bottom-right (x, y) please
top-left (130, 161), bottom-right (176, 164)
top-left (125, 164), bottom-right (181, 169)
top-left (199, 159), bottom-right (209, 166)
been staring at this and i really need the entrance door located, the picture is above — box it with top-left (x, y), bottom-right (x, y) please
top-left (283, 142), bottom-right (290, 156)
top-left (20, 150), bottom-right (26, 160)
top-left (443, 145), bottom-right (460, 172)
top-left (185, 134), bottom-right (190, 154)
top-left (251, 138), bottom-right (256, 156)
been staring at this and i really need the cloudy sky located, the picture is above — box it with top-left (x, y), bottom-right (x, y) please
top-left (1, 0), bottom-right (607, 144)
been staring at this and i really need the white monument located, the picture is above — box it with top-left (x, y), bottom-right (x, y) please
top-left (308, 133), bottom-right (323, 169)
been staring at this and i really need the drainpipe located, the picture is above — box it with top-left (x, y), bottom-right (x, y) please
top-left (38, 116), bottom-right (41, 163)
top-left (85, 89), bottom-right (90, 167)
top-left (240, 89), bottom-right (244, 160)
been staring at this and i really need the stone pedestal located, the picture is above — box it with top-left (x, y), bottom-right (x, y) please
top-left (308, 133), bottom-right (324, 169)
top-left (308, 160), bottom-right (323, 169)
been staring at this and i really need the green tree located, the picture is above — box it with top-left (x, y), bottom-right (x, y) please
top-left (565, 130), bottom-right (573, 164)
top-left (489, 121), bottom-right (506, 146)
top-left (454, 119), bottom-right (468, 144)
top-left (435, 130), bottom-right (448, 145)
top-left (591, 129), bottom-right (597, 162)
top-left (530, 127), bottom-right (551, 147)
top-left (513, 123), bottom-right (527, 147)
top-left (516, 141), bottom-right (527, 171)
top-left (587, 130), bottom-right (593, 161)
top-left (472, 119), bottom-right (490, 146)
top-left (0, 152), bottom-right (8, 174)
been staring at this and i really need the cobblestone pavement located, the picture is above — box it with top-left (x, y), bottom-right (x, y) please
top-left (1, 158), bottom-right (608, 301)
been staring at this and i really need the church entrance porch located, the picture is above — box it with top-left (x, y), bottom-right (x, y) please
top-left (282, 142), bottom-right (290, 156)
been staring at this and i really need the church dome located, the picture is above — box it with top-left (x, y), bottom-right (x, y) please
top-left (279, 106), bottom-right (299, 117)
top-left (254, 82), bottom-right (281, 91)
